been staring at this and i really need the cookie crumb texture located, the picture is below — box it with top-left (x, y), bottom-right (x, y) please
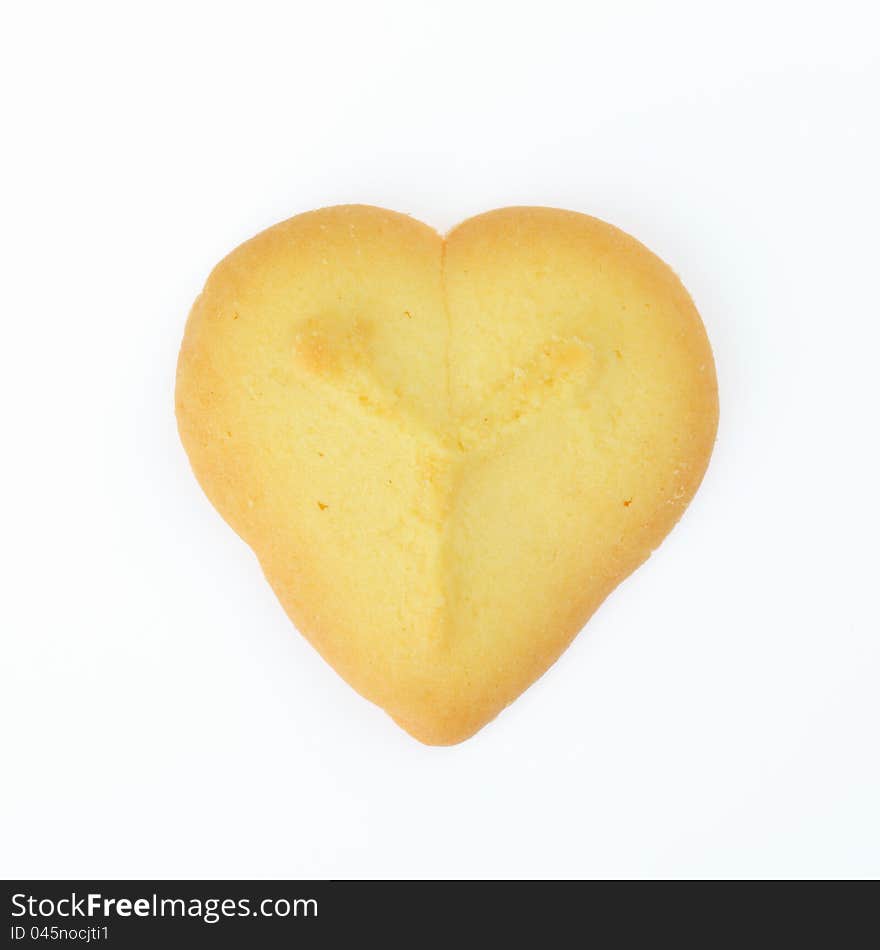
top-left (176, 205), bottom-right (718, 745)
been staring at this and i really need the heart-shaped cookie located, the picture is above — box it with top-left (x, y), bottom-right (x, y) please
top-left (176, 205), bottom-right (718, 744)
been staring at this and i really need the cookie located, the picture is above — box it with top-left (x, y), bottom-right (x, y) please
top-left (176, 205), bottom-right (718, 744)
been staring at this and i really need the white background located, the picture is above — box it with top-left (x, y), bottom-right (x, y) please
top-left (3, 0), bottom-right (878, 880)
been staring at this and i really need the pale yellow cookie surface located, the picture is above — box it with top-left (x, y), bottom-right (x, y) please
top-left (176, 205), bottom-right (718, 744)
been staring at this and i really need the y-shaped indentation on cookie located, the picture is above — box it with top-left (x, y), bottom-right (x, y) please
top-left (451, 336), bottom-right (601, 453)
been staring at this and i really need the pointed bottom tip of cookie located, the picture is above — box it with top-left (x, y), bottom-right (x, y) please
top-left (391, 711), bottom-right (495, 747)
